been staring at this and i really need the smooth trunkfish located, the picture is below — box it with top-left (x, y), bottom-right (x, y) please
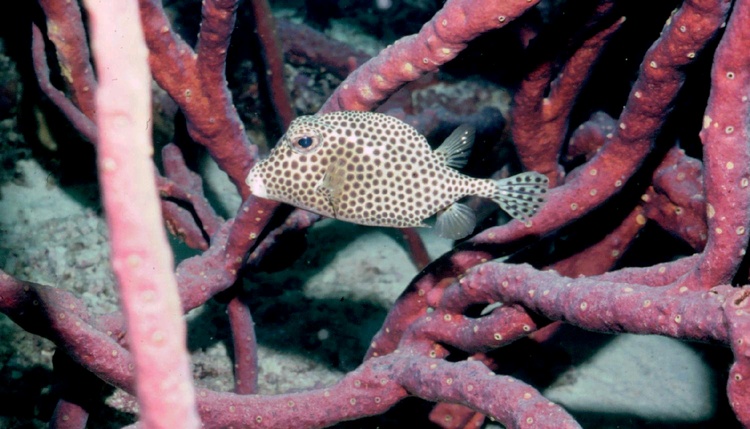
top-left (246, 111), bottom-right (549, 239)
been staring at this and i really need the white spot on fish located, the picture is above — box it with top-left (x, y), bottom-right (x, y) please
top-left (245, 171), bottom-right (267, 198)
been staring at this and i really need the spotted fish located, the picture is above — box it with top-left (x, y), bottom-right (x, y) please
top-left (246, 111), bottom-right (549, 239)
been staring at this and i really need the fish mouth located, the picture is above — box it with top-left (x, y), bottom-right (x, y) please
top-left (245, 169), bottom-right (268, 198)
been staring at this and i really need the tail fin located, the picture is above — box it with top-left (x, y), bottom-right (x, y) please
top-left (491, 172), bottom-right (549, 222)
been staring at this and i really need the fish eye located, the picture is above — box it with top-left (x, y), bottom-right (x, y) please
top-left (287, 129), bottom-right (323, 154)
top-left (297, 136), bottom-right (314, 148)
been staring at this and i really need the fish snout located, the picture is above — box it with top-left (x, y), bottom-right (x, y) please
top-left (246, 169), bottom-right (268, 198)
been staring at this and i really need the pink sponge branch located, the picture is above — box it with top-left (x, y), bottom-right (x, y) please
top-left (277, 18), bottom-right (370, 79)
top-left (704, 0), bottom-right (750, 422)
top-left (31, 23), bottom-right (98, 143)
top-left (320, 0), bottom-right (541, 113)
top-left (512, 15), bottom-right (624, 185)
top-left (160, 144), bottom-right (223, 237)
top-left (681, 0), bottom-right (750, 288)
top-left (84, 0), bottom-right (200, 427)
top-left (397, 357), bottom-right (581, 429)
top-left (247, 0), bottom-right (295, 129)
top-left (645, 147), bottom-right (707, 250)
top-left (550, 205), bottom-right (646, 277)
top-left (138, 0), bottom-right (256, 197)
top-left (442, 262), bottom-right (733, 343)
top-left (0, 270), bottom-right (577, 429)
top-left (472, 0), bottom-right (730, 247)
top-left (227, 294), bottom-right (259, 394)
top-left (38, 0), bottom-right (98, 120)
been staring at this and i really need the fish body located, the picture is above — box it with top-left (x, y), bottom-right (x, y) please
top-left (246, 111), bottom-right (548, 239)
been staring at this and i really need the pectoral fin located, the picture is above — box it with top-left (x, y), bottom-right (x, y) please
top-left (315, 161), bottom-right (346, 217)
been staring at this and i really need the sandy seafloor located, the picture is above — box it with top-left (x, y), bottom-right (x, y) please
top-left (0, 1), bottom-right (739, 427)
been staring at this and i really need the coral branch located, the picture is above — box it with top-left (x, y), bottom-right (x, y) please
top-left (38, 0), bottom-right (98, 119)
top-left (442, 262), bottom-right (731, 343)
top-left (513, 15), bottom-right (623, 184)
top-left (227, 292), bottom-right (259, 394)
top-left (680, 0), bottom-right (750, 288)
top-left (12, 0), bottom-right (750, 426)
top-left (471, 0), bottom-right (729, 244)
top-left (277, 18), bottom-right (369, 79)
top-left (161, 144), bottom-right (222, 237)
top-left (159, 197), bottom-right (210, 250)
top-left (31, 24), bottom-right (98, 143)
top-left (84, 0), bottom-right (200, 427)
top-left (247, 0), bottom-right (295, 129)
top-left (50, 400), bottom-right (88, 429)
top-left (705, 0), bottom-right (750, 422)
top-left (320, 0), bottom-right (541, 112)
top-left (404, 303), bottom-right (538, 355)
top-left (644, 147), bottom-right (707, 250)
top-left (727, 286), bottom-right (750, 426)
top-left (368, 249), bottom-right (500, 358)
top-left (397, 357), bottom-right (580, 429)
top-left (400, 228), bottom-right (431, 270)
top-left (551, 205), bottom-right (645, 276)
top-left (49, 354), bottom-right (102, 429)
top-left (138, 0), bottom-right (256, 196)
top-left (565, 110), bottom-right (615, 160)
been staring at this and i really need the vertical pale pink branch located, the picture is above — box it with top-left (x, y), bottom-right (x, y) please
top-left (84, 0), bottom-right (200, 428)
top-left (320, 0), bottom-right (541, 113)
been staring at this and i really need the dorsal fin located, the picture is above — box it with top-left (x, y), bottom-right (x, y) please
top-left (434, 124), bottom-right (475, 169)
